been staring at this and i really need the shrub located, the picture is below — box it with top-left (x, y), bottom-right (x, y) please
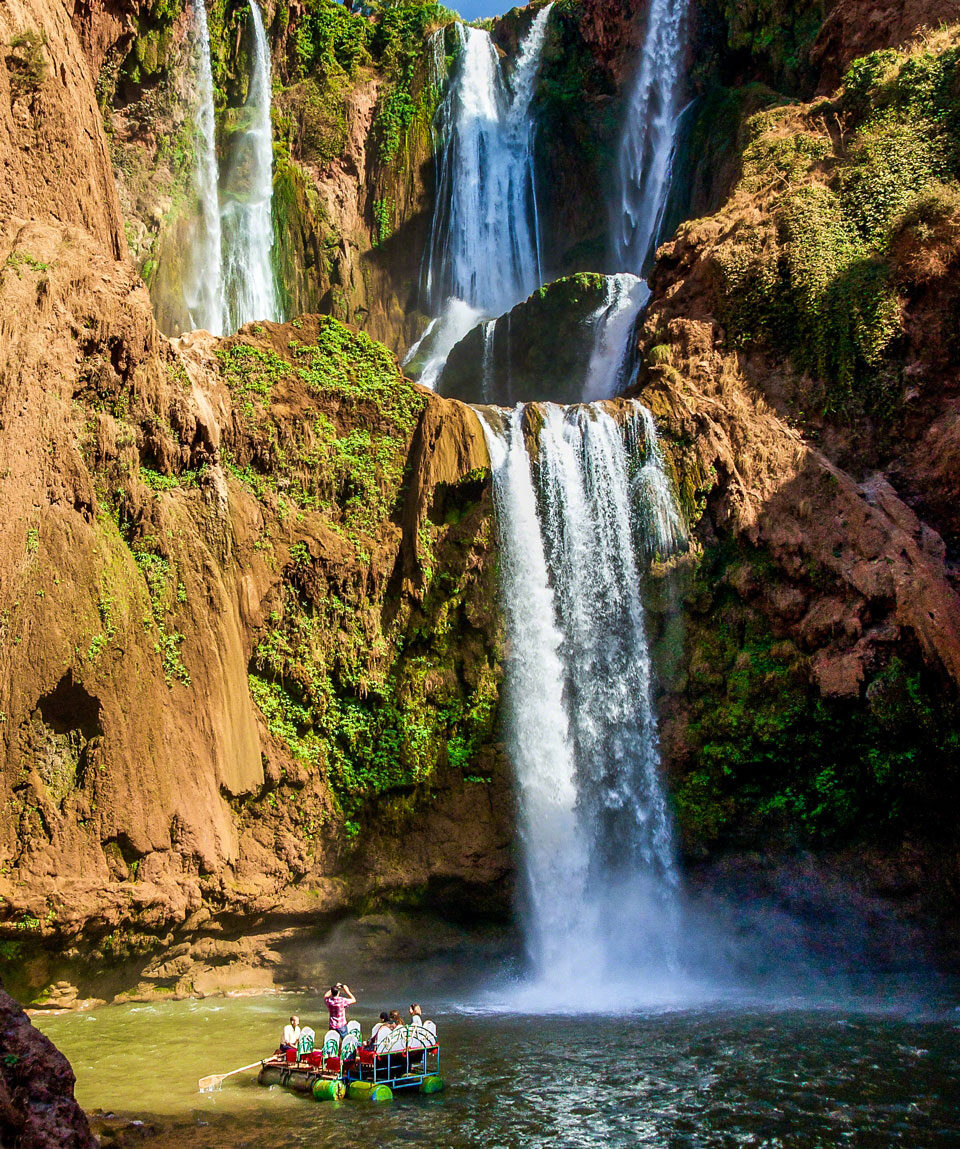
top-left (6, 29), bottom-right (47, 100)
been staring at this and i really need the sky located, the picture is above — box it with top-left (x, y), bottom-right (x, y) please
top-left (452, 1), bottom-right (508, 20)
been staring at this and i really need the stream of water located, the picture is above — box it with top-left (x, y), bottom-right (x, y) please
top-left (185, 0), bottom-right (225, 335)
top-left (35, 992), bottom-right (960, 1147)
top-left (221, 0), bottom-right (280, 330)
top-left (480, 403), bottom-right (684, 1005)
top-left (612, 0), bottom-right (691, 274)
top-left (410, 5), bottom-right (554, 387)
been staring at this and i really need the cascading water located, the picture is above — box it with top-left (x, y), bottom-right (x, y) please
top-left (612, 0), bottom-right (691, 274)
top-left (581, 274), bottom-right (651, 402)
top-left (627, 400), bottom-right (687, 557)
top-left (184, 0), bottom-right (225, 336)
top-left (481, 402), bottom-right (687, 1005)
top-left (411, 5), bottom-right (554, 386)
top-left (426, 8), bottom-right (551, 314)
top-left (221, 0), bottom-right (280, 330)
top-left (481, 408), bottom-right (591, 986)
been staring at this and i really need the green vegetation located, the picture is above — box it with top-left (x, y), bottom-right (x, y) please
top-left (670, 542), bottom-right (960, 848)
top-left (133, 548), bottom-right (190, 686)
top-left (5, 252), bottom-right (49, 276)
top-left (5, 29), bottom-right (47, 100)
top-left (120, 0), bottom-right (185, 85)
top-left (249, 528), bottom-right (500, 816)
top-left (718, 0), bottom-right (825, 91)
top-left (217, 319), bottom-right (424, 534)
top-left (368, 3), bottom-right (457, 168)
top-left (714, 37), bottom-right (960, 418)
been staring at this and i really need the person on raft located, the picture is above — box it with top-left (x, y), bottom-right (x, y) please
top-left (369, 1011), bottom-right (390, 1044)
top-left (409, 1003), bottom-right (423, 1026)
top-left (324, 981), bottom-right (357, 1037)
top-left (281, 1015), bottom-right (301, 1052)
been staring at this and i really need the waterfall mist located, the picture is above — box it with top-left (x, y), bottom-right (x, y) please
top-left (184, 0), bottom-right (225, 336)
top-left (221, 0), bottom-right (280, 330)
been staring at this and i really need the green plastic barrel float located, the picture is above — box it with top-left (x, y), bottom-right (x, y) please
top-left (347, 1081), bottom-right (393, 1102)
top-left (419, 1075), bottom-right (444, 1094)
top-left (312, 1078), bottom-right (346, 1101)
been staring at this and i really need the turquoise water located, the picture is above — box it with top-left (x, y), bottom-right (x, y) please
top-left (35, 992), bottom-right (960, 1147)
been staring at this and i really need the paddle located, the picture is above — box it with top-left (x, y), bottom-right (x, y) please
top-left (198, 1061), bottom-right (263, 1092)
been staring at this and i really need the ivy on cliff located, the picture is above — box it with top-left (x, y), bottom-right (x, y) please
top-left (670, 541), bottom-right (960, 849)
top-left (713, 34), bottom-right (960, 419)
top-left (369, 3), bottom-right (457, 168)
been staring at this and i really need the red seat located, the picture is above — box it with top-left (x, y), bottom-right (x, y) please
top-left (285, 1048), bottom-right (297, 1063)
top-left (324, 1056), bottom-right (341, 1074)
top-left (358, 1049), bottom-right (376, 1066)
top-left (303, 1052), bottom-right (324, 1067)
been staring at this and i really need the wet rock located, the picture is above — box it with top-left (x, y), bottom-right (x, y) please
top-left (0, 983), bottom-right (96, 1148)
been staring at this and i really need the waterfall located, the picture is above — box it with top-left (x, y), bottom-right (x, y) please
top-left (481, 402), bottom-right (685, 1004)
top-left (221, 0), bottom-right (280, 330)
top-left (628, 400), bottom-right (687, 557)
top-left (612, 0), bottom-right (690, 274)
top-left (185, 0), bottom-right (225, 336)
top-left (413, 5), bottom-right (554, 384)
top-left (480, 407), bottom-right (591, 984)
top-left (581, 273), bottom-right (650, 402)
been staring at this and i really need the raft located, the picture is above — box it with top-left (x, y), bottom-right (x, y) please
top-left (257, 1060), bottom-right (344, 1101)
top-left (258, 1029), bottom-right (444, 1103)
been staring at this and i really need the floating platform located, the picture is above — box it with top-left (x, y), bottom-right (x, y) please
top-left (258, 1037), bottom-right (444, 1103)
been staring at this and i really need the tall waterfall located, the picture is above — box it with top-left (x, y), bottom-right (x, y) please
top-left (185, 0), bottom-right (225, 336)
top-left (612, 0), bottom-right (690, 273)
top-left (481, 403), bottom-right (684, 1004)
top-left (221, 0), bottom-right (280, 330)
top-left (412, 5), bottom-right (553, 386)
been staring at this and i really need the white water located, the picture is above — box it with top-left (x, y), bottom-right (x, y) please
top-left (581, 273), bottom-right (650, 402)
top-left (221, 0), bottom-right (280, 329)
top-left (403, 298), bottom-right (484, 391)
top-left (628, 400), bottom-right (688, 557)
top-left (612, 0), bottom-right (690, 273)
top-left (185, 0), bottom-right (225, 335)
top-left (481, 402), bottom-right (687, 1005)
top-left (415, 6), bottom-right (553, 384)
top-left (480, 408), bottom-right (590, 986)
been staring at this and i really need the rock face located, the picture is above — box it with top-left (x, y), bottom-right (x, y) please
top-left (0, 0), bottom-right (510, 1005)
top-left (0, 983), bottom-right (96, 1148)
top-left (439, 274), bottom-right (615, 405)
top-left (811, 0), bottom-right (960, 91)
top-left (631, 25), bottom-right (960, 904)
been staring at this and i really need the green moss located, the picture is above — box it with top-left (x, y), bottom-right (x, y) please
top-left (368, 3), bottom-right (457, 170)
top-left (671, 542), bottom-right (960, 848)
top-left (6, 29), bottom-right (48, 100)
top-left (248, 510), bottom-right (501, 816)
top-left (712, 39), bottom-right (960, 419)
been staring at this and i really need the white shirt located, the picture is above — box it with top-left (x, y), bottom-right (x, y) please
top-left (283, 1024), bottom-right (301, 1045)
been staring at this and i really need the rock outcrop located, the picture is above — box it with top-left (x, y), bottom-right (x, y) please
top-left (0, 983), bottom-right (96, 1148)
top-left (630, 23), bottom-right (960, 902)
top-left (0, 0), bottom-right (510, 1006)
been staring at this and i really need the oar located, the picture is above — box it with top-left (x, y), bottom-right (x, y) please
top-left (198, 1061), bottom-right (263, 1092)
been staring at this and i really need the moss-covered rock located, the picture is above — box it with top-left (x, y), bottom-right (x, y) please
top-left (439, 273), bottom-right (614, 404)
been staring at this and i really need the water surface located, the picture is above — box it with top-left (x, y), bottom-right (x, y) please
top-left (37, 994), bottom-right (960, 1147)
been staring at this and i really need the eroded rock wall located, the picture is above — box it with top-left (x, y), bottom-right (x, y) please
top-left (630, 25), bottom-right (960, 916)
top-left (0, 0), bottom-right (510, 1006)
